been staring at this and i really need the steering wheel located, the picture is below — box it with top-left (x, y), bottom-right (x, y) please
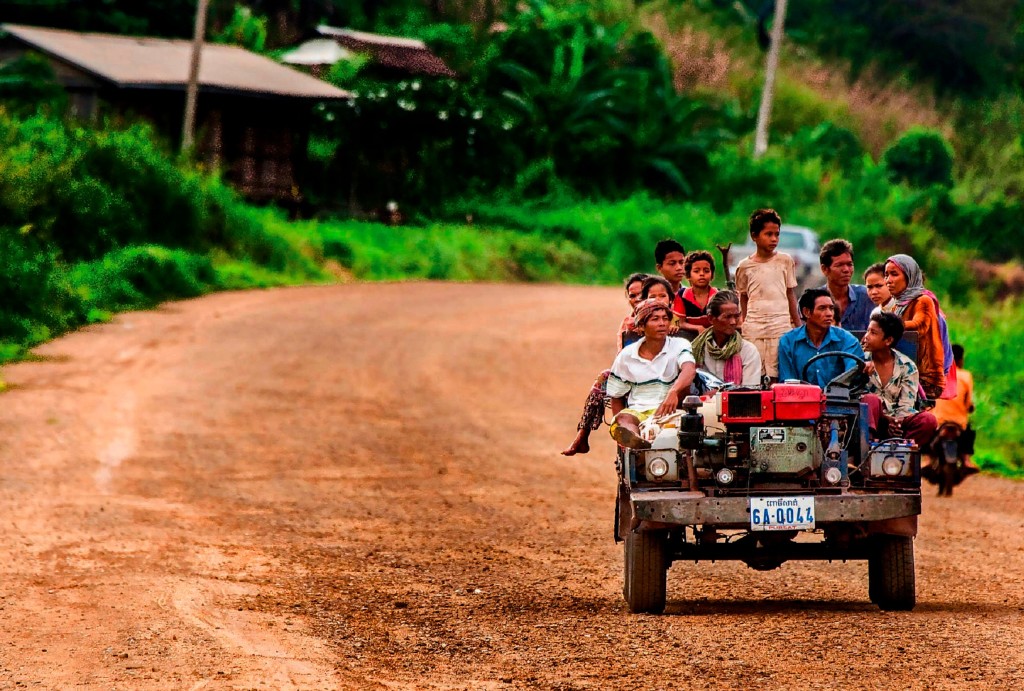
top-left (800, 350), bottom-right (867, 390)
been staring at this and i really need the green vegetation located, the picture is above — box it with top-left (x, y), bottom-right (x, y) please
top-left (948, 300), bottom-right (1024, 476)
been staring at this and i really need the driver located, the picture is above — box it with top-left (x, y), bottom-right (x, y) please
top-left (860, 312), bottom-right (936, 447)
top-left (606, 299), bottom-right (697, 449)
top-left (777, 288), bottom-right (863, 389)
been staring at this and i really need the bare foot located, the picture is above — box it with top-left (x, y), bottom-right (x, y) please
top-left (611, 425), bottom-right (651, 450)
top-left (561, 430), bottom-right (590, 456)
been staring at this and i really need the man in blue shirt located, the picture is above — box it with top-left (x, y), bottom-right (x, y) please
top-left (778, 288), bottom-right (864, 388)
top-left (818, 238), bottom-right (873, 332)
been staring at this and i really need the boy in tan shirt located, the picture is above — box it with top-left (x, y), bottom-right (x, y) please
top-left (735, 208), bottom-right (801, 378)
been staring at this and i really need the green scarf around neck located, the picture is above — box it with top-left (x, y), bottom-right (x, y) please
top-left (691, 327), bottom-right (742, 364)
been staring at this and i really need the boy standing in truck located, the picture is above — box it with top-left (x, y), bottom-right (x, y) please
top-left (736, 208), bottom-right (801, 379)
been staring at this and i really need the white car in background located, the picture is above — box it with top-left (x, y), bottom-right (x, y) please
top-left (727, 224), bottom-right (822, 294)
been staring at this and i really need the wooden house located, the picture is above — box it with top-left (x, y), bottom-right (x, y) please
top-left (0, 23), bottom-right (350, 205)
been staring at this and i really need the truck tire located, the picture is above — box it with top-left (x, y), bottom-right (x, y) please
top-left (867, 553), bottom-right (880, 605)
top-left (624, 530), bottom-right (667, 614)
top-left (940, 461), bottom-right (958, 497)
top-left (868, 536), bottom-right (915, 611)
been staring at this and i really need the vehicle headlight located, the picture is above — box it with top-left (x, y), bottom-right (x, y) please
top-left (824, 467), bottom-right (842, 485)
top-left (716, 467), bottom-right (735, 485)
top-left (648, 457), bottom-right (670, 478)
top-left (881, 456), bottom-right (904, 476)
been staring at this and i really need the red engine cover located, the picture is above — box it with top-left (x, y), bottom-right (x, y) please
top-left (721, 390), bottom-right (775, 423)
top-left (772, 383), bottom-right (824, 420)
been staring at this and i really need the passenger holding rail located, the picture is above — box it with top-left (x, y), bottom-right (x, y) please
top-left (690, 291), bottom-right (762, 386)
top-left (606, 299), bottom-right (697, 450)
top-left (860, 312), bottom-right (937, 449)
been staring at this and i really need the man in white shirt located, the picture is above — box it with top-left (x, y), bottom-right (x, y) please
top-left (606, 299), bottom-right (697, 449)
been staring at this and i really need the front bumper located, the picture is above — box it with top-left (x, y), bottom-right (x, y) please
top-left (631, 491), bottom-right (920, 526)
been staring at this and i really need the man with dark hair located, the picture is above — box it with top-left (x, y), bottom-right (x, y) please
top-left (777, 288), bottom-right (863, 388)
top-left (819, 238), bottom-right (873, 331)
top-left (860, 312), bottom-right (936, 448)
top-left (654, 239), bottom-right (687, 296)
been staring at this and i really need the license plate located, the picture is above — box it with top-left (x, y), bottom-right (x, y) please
top-left (749, 496), bottom-right (816, 531)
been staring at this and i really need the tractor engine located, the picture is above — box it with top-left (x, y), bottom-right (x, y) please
top-left (714, 383), bottom-right (824, 477)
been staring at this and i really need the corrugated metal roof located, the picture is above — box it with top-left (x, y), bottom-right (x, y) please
top-left (280, 38), bottom-right (352, 66)
top-left (1, 23), bottom-right (350, 99)
top-left (316, 25), bottom-right (456, 78)
top-left (318, 26), bottom-right (428, 50)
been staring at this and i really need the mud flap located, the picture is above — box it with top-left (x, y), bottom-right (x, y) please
top-left (867, 515), bottom-right (918, 538)
top-left (615, 483), bottom-right (633, 543)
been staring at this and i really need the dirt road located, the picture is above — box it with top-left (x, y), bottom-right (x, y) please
top-left (1, 282), bottom-right (1022, 689)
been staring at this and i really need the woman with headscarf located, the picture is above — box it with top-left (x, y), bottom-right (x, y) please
top-left (882, 254), bottom-right (954, 399)
top-left (689, 291), bottom-right (763, 386)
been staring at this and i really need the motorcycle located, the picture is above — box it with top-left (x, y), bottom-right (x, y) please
top-left (923, 422), bottom-right (974, 497)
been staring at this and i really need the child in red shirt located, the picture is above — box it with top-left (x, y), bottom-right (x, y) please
top-left (674, 250), bottom-right (718, 341)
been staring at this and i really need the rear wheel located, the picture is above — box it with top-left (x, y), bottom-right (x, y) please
top-left (868, 536), bottom-right (916, 611)
top-left (940, 461), bottom-right (958, 497)
top-left (624, 530), bottom-right (668, 614)
top-left (867, 552), bottom-right (881, 604)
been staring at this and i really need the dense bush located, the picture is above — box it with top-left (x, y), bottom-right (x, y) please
top-left (882, 127), bottom-right (955, 189)
top-left (69, 246), bottom-right (217, 314)
top-left (0, 226), bottom-right (74, 343)
top-left (787, 122), bottom-right (866, 171)
top-left (0, 115), bottom-right (216, 260)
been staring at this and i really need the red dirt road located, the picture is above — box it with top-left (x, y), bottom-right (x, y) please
top-left (1, 282), bottom-right (1023, 689)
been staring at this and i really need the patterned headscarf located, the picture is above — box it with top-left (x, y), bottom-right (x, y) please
top-left (632, 298), bottom-right (671, 331)
top-left (886, 254), bottom-right (927, 317)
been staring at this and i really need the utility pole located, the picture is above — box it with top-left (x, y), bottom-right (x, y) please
top-left (753, 0), bottom-right (788, 159)
top-left (181, 0), bottom-right (210, 153)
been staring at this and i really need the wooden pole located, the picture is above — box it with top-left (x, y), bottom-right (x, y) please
top-left (181, 0), bottom-right (210, 153)
top-left (753, 0), bottom-right (788, 159)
